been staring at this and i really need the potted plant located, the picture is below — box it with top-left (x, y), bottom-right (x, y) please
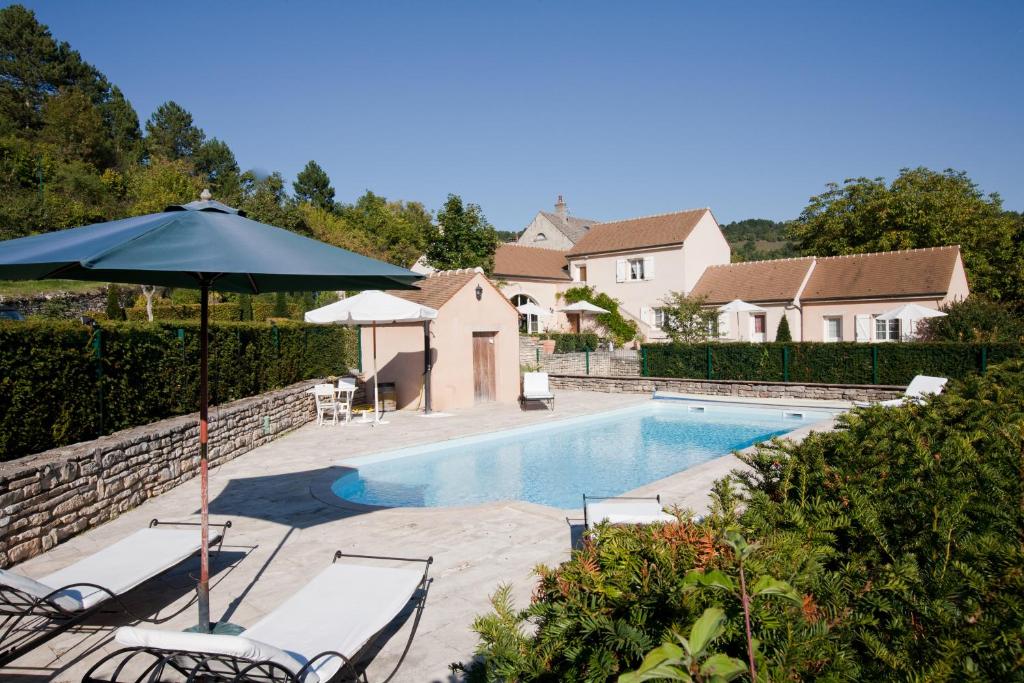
top-left (539, 333), bottom-right (556, 354)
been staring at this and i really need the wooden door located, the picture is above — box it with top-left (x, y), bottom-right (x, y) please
top-left (472, 332), bottom-right (497, 402)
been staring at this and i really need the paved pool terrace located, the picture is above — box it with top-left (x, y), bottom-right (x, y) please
top-left (6, 390), bottom-right (843, 682)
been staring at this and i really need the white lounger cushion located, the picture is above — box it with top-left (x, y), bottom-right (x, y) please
top-left (116, 627), bottom-right (313, 682)
top-left (35, 527), bottom-right (217, 611)
top-left (586, 499), bottom-right (676, 528)
top-left (523, 372), bottom-right (553, 398)
top-left (857, 375), bottom-right (948, 408)
top-left (243, 563), bottom-right (424, 681)
top-left (0, 568), bottom-right (81, 611)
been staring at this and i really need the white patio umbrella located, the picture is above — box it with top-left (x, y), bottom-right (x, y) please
top-left (516, 301), bottom-right (550, 317)
top-left (560, 300), bottom-right (610, 314)
top-left (876, 302), bottom-right (946, 340)
top-left (717, 299), bottom-right (767, 340)
top-left (305, 291), bottom-right (438, 420)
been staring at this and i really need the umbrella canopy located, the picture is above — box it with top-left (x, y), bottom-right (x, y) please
top-left (516, 301), bottom-right (550, 317)
top-left (875, 303), bottom-right (947, 321)
top-left (304, 290), bottom-right (437, 324)
top-left (560, 300), bottom-right (609, 314)
top-left (0, 197), bottom-right (420, 293)
top-left (0, 194), bottom-right (423, 632)
top-left (717, 299), bottom-right (767, 313)
top-left (305, 291), bottom-right (438, 420)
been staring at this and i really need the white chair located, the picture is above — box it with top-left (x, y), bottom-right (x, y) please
top-left (83, 551), bottom-right (432, 683)
top-left (583, 495), bottom-right (676, 529)
top-left (0, 520), bottom-right (229, 666)
top-left (855, 375), bottom-right (948, 408)
top-left (336, 378), bottom-right (356, 424)
top-left (312, 383), bottom-right (341, 425)
top-left (521, 372), bottom-right (555, 410)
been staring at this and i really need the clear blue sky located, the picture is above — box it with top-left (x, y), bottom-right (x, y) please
top-left (17, 1), bottom-right (1024, 229)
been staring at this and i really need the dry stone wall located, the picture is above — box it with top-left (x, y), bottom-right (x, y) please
top-left (0, 379), bottom-right (345, 568)
top-left (549, 374), bottom-right (904, 402)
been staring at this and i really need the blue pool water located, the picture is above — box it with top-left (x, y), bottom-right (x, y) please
top-left (331, 401), bottom-right (832, 509)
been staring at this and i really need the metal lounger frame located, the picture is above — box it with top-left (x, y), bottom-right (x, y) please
top-left (80, 550), bottom-right (434, 683)
top-left (581, 493), bottom-right (661, 529)
top-left (0, 518), bottom-right (231, 667)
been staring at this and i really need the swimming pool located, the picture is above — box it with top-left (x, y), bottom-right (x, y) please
top-left (330, 400), bottom-right (834, 509)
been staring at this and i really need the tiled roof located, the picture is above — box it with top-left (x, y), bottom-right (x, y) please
top-left (538, 211), bottom-right (599, 244)
top-left (690, 257), bottom-right (815, 304)
top-left (689, 246), bottom-right (963, 305)
top-left (568, 208), bottom-right (709, 256)
top-left (802, 246), bottom-right (961, 301)
top-left (493, 244), bottom-right (571, 281)
top-left (390, 268), bottom-right (480, 309)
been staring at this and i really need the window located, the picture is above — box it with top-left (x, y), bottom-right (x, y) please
top-left (824, 316), bottom-right (843, 342)
top-left (628, 258), bottom-right (645, 281)
top-left (578, 265), bottom-right (587, 283)
top-left (753, 314), bottom-right (766, 334)
top-left (533, 232), bottom-right (547, 242)
top-left (654, 308), bottom-right (667, 329)
top-left (511, 294), bottom-right (541, 334)
top-left (875, 317), bottom-right (901, 341)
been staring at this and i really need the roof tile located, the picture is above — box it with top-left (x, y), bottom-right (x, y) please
top-left (389, 269), bottom-right (479, 309)
top-left (567, 208), bottom-right (709, 256)
top-left (493, 244), bottom-right (570, 281)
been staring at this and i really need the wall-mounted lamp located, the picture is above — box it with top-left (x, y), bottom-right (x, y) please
top-left (475, 284), bottom-right (483, 301)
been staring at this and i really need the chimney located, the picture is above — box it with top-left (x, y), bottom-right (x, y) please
top-left (555, 194), bottom-right (567, 221)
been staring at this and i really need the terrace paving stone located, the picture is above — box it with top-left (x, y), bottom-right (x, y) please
top-left (4, 390), bottom-right (843, 682)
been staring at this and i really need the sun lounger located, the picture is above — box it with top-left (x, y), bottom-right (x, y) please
top-left (521, 372), bottom-right (555, 410)
top-left (0, 519), bottom-right (229, 666)
top-left (82, 550), bottom-right (433, 683)
top-left (855, 374), bottom-right (948, 408)
top-left (583, 494), bottom-right (676, 529)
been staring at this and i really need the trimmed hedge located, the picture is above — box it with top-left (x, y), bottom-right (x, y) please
top-left (642, 341), bottom-right (1022, 385)
top-left (542, 332), bottom-right (604, 353)
top-left (125, 301), bottom-right (304, 322)
top-left (0, 319), bottom-right (358, 460)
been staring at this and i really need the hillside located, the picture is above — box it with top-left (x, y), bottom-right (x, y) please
top-left (720, 218), bottom-right (798, 261)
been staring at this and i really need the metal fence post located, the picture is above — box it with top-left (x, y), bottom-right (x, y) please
top-left (782, 345), bottom-right (789, 382)
top-left (585, 349), bottom-right (590, 375)
top-left (981, 346), bottom-right (988, 374)
top-left (356, 325), bottom-right (363, 372)
top-left (536, 347), bottom-right (540, 365)
top-left (706, 345), bottom-right (712, 380)
top-left (641, 347), bottom-right (648, 377)
top-left (872, 346), bottom-right (879, 384)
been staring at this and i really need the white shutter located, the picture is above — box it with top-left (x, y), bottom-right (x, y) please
top-left (643, 255), bottom-right (655, 280)
top-left (615, 259), bottom-right (627, 283)
top-left (855, 314), bottom-right (871, 342)
top-left (640, 306), bottom-right (653, 325)
top-left (718, 312), bottom-right (730, 338)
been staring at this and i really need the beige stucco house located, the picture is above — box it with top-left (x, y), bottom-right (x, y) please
top-left (689, 245), bottom-right (970, 342)
top-left (495, 197), bottom-right (732, 340)
top-left (361, 268), bottom-right (520, 412)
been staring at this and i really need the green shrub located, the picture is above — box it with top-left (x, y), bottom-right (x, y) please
top-left (105, 284), bottom-right (125, 320)
top-left (461, 361), bottom-right (1024, 681)
top-left (544, 332), bottom-right (603, 353)
top-left (0, 319), bottom-right (357, 460)
top-left (238, 293), bottom-right (253, 321)
top-left (561, 286), bottom-right (638, 345)
top-left (918, 295), bottom-right (1024, 343)
top-left (643, 341), bottom-right (1022, 384)
top-left (775, 315), bottom-right (792, 342)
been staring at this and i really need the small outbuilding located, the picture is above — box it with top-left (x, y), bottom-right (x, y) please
top-left (359, 268), bottom-right (521, 412)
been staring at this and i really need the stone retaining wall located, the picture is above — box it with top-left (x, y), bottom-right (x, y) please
top-left (0, 380), bottom-right (328, 568)
top-left (549, 374), bottom-right (905, 402)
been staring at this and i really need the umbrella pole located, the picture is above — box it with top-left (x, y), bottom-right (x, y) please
top-left (197, 283), bottom-right (211, 632)
top-left (373, 321), bottom-right (380, 422)
top-left (423, 320), bottom-right (432, 415)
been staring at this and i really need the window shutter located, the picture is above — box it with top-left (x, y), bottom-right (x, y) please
top-left (639, 306), bottom-right (652, 325)
top-left (855, 314), bottom-right (871, 342)
top-left (643, 255), bottom-right (655, 280)
top-left (616, 259), bottom-right (627, 283)
top-left (718, 312), bottom-right (730, 338)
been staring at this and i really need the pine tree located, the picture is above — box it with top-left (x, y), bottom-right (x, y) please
top-left (145, 101), bottom-right (205, 160)
top-left (775, 315), bottom-right (792, 342)
top-left (293, 160), bottom-right (335, 210)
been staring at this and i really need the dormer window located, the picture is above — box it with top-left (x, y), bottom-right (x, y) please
top-left (534, 232), bottom-right (547, 242)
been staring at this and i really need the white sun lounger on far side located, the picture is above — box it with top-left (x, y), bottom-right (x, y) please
top-left (521, 371), bottom-right (555, 410)
top-left (583, 494), bottom-right (677, 529)
top-left (0, 519), bottom-right (230, 666)
top-left (83, 551), bottom-right (433, 683)
top-left (855, 374), bottom-right (948, 408)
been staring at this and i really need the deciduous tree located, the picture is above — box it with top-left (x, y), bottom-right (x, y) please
top-left (424, 194), bottom-right (499, 272)
top-left (658, 292), bottom-right (719, 343)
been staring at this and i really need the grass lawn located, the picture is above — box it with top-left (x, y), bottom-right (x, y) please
top-left (0, 279), bottom-right (109, 297)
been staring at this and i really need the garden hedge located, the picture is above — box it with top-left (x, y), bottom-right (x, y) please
top-left (0, 319), bottom-right (358, 460)
top-left (642, 341), bottom-right (1022, 385)
top-left (124, 301), bottom-right (304, 322)
top-left (542, 332), bottom-right (604, 353)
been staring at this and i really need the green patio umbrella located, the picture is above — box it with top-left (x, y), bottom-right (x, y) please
top-left (0, 191), bottom-right (423, 631)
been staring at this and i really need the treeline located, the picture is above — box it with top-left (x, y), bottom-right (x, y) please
top-left (0, 5), bottom-right (499, 272)
top-left (720, 218), bottom-right (798, 262)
